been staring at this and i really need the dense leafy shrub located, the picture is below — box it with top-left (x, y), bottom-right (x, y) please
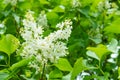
top-left (0, 0), bottom-right (120, 80)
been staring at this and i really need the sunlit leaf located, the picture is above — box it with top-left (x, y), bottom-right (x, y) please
top-left (87, 44), bottom-right (110, 60)
top-left (86, 50), bottom-right (99, 60)
top-left (104, 18), bottom-right (120, 33)
top-left (18, 1), bottom-right (32, 10)
top-left (60, 0), bottom-right (71, 7)
top-left (54, 58), bottom-right (73, 71)
top-left (39, 0), bottom-right (50, 5)
top-left (0, 34), bottom-right (19, 55)
top-left (118, 67), bottom-right (120, 79)
top-left (71, 57), bottom-right (88, 80)
top-left (9, 57), bottom-right (33, 71)
top-left (91, 0), bottom-right (103, 11)
top-left (53, 5), bottom-right (65, 13)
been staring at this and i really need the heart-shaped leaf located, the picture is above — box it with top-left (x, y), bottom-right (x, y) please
top-left (0, 34), bottom-right (19, 55)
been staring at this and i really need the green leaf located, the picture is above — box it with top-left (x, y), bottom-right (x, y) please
top-left (118, 67), bottom-right (120, 79)
top-left (0, 69), bottom-right (9, 80)
top-left (80, 0), bottom-right (94, 7)
top-left (49, 68), bottom-right (63, 79)
top-left (46, 12), bottom-right (59, 26)
top-left (90, 0), bottom-right (103, 11)
top-left (9, 57), bottom-right (32, 71)
top-left (12, 13), bottom-right (20, 24)
top-left (86, 50), bottom-right (99, 60)
top-left (60, 0), bottom-right (72, 7)
top-left (87, 44), bottom-right (110, 60)
top-left (0, 34), bottom-right (19, 55)
top-left (18, 1), bottom-right (32, 10)
top-left (54, 58), bottom-right (73, 71)
top-left (5, 17), bottom-right (17, 34)
top-left (39, 0), bottom-right (50, 5)
top-left (0, 72), bottom-right (9, 80)
top-left (71, 57), bottom-right (88, 80)
top-left (78, 8), bottom-right (97, 28)
top-left (104, 18), bottom-right (120, 33)
top-left (53, 5), bottom-right (65, 13)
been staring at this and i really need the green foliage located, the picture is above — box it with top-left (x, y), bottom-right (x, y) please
top-left (0, 0), bottom-right (120, 80)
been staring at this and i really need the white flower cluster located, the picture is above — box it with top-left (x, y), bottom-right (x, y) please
top-left (107, 39), bottom-right (120, 63)
top-left (37, 11), bottom-right (48, 28)
top-left (0, 23), bottom-right (6, 34)
top-left (3, 0), bottom-right (17, 6)
top-left (76, 71), bottom-right (90, 80)
top-left (98, 0), bottom-right (119, 14)
top-left (72, 0), bottom-right (81, 8)
top-left (18, 11), bottom-right (72, 73)
top-left (88, 26), bottom-right (103, 44)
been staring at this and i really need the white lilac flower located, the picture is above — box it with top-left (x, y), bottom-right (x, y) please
top-left (98, 0), bottom-right (111, 12)
top-left (0, 24), bottom-right (4, 28)
top-left (111, 53), bottom-right (118, 58)
top-left (18, 10), bottom-right (72, 73)
top-left (0, 23), bottom-right (6, 34)
top-left (98, 0), bottom-right (118, 14)
top-left (98, 2), bottom-right (104, 12)
top-left (107, 58), bottom-right (115, 63)
top-left (3, 0), bottom-right (17, 6)
top-left (72, 0), bottom-right (81, 8)
top-left (37, 12), bottom-right (48, 28)
top-left (105, 0), bottom-right (111, 9)
top-left (76, 72), bottom-right (90, 80)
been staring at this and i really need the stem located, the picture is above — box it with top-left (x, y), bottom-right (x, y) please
top-left (15, 74), bottom-right (21, 80)
top-left (8, 55), bottom-right (10, 67)
top-left (97, 63), bottom-right (105, 75)
top-left (40, 62), bottom-right (46, 80)
top-left (99, 67), bottom-right (105, 75)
